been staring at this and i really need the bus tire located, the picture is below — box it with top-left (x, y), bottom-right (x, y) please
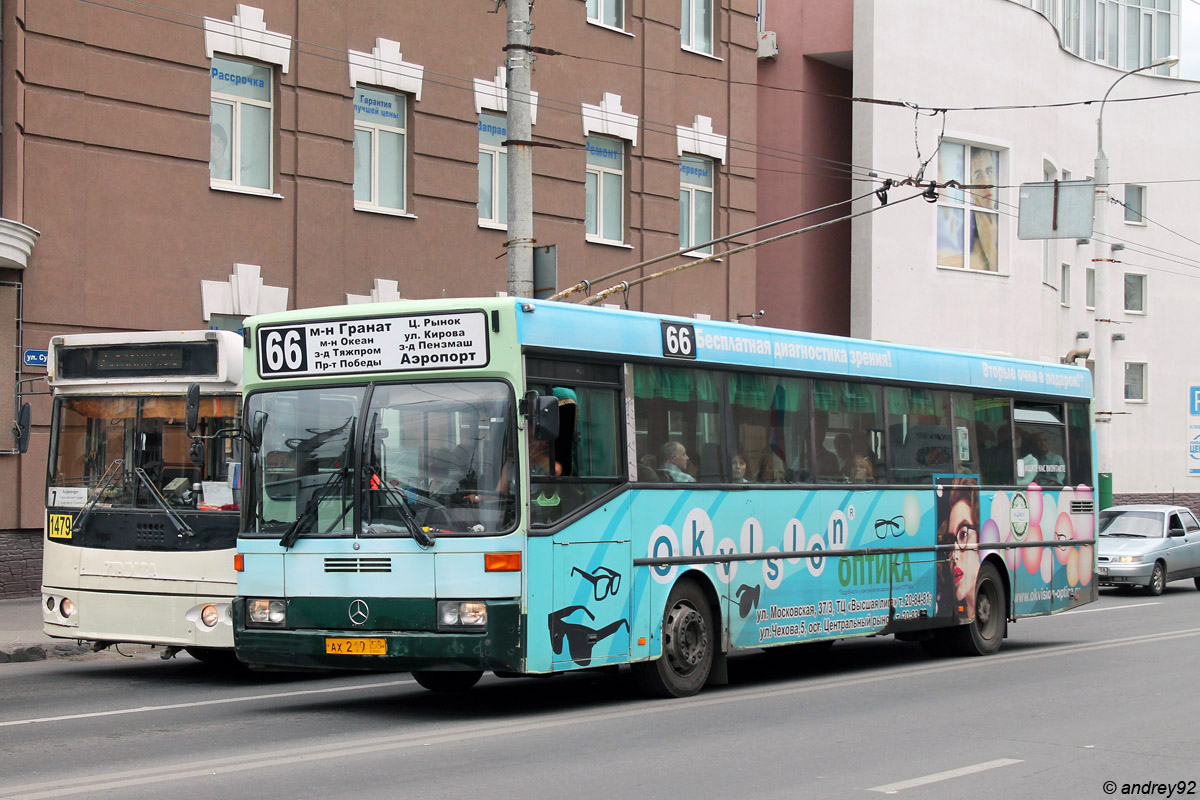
top-left (951, 562), bottom-right (1006, 656)
top-left (184, 647), bottom-right (244, 670)
top-left (633, 579), bottom-right (714, 698)
top-left (411, 670), bottom-right (482, 693)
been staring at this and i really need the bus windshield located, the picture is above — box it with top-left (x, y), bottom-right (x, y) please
top-left (246, 381), bottom-right (517, 537)
top-left (50, 394), bottom-right (241, 510)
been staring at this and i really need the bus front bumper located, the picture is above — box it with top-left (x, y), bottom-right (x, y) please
top-left (234, 599), bottom-right (523, 674)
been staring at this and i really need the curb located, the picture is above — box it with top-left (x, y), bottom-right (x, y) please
top-left (0, 641), bottom-right (92, 663)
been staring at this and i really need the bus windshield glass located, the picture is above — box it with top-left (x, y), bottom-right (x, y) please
top-left (246, 381), bottom-right (516, 537)
top-left (50, 395), bottom-right (241, 510)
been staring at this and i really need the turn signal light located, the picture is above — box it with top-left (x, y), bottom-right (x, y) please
top-left (234, 553), bottom-right (244, 572)
top-left (484, 552), bottom-right (521, 572)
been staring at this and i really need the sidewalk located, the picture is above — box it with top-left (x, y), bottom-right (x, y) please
top-left (0, 597), bottom-right (91, 663)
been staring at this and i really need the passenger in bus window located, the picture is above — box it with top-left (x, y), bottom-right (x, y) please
top-left (658, 441), bottom-right (696, 482)
top-left (1029, 431), bottom-right (1065, 486)
top-left (936, 477), bottom-right (980, 621)
top-left (731, 452), bottom-right (750, 483)
top-left (814, 411), bottom-right (840, 478)
top-left (845, 431), bottom-right (875, 482)
top-left (757, 449), bottom-right (786, 483)
top-left (834, 433), bottom-right (854, 473)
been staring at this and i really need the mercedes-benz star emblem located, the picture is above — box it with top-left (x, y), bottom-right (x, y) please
top-left (348, 599), bottom-right (369, 626)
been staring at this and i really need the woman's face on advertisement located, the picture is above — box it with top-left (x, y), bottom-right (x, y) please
top-left (970, 150), bottom-right (996, 208)
top-left (949, 498), bottom-right (980, 602)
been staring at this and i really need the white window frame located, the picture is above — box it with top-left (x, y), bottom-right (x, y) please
top-left (681, 0), bottom-right (715, 55)
top-left (585, 135), bottom-right (626, 246)
top-left (679, 154), bottom-right (715, 254)
top-left (586, 0), bottom-right (627, 32)
top-left (209, 55), bottom-right (274, 194)
top-left (1123, 183), bottom-right (1146, 225)
top-left (1124, 361), bottom-right (1147, 403)
top-left (478, 112), bottom-right (507, 229)
top-left (1061, 263), bottom-right (1071, 307)
top-left (353, 87), bottom-right (409, 215)
top-left (1086, 266), bottom-right (1096, 310)
top-left (936, 141), bottom-right (1002, 273)
top-left (1123, 271), bottom-right (1147, 314)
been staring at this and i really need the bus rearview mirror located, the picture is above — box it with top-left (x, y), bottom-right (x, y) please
top-left (15, 403), bottom-right (30, 454)
top-left (531, 395), bottom-right (559, 441)
top-left (185, 383), bottom-right (200, 434)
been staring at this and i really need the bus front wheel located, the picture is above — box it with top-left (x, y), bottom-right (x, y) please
top-left (633, 580), bottom-right (714, 698)
top-left (411, 670), bottom-right (483, 693)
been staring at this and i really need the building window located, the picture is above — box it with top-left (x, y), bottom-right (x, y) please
top-left (682, 0), bottom-right (714, 54)
top-left (478, 112), bottom-right (508, 227)
top-left (353, 87), bottom-right (407, 212)
top-left (1061, 264), bottom-right (1071, 307)
top-left (1086, 266), bottom-right (1095, 309)
top-left (585, 135), bottom-right (625, 244)
top-left (679, 155), bottom-right (714, 254)
top-left (587, 0), bottom-right (624, 29)
top-left (1124, 272), bottom-right (1146, 313)
top-left (936, 142), bottom-right (1000, 272)
top-left (1124, 184), bottom-right (1145, 224)
top-left (1124, 362), bottom-right (1146, 402)
top-left (210, 55), bottom-right (273, 191)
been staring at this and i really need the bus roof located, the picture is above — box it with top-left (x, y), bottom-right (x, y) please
top-left (245, 298), bottom-right (1091, 400)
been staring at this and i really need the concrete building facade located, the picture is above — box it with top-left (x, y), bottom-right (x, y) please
top-left (1, 0), bottom-right (760, 596)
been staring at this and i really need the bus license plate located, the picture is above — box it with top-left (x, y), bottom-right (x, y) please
top-left (325, 638), bottom-right (386, 656)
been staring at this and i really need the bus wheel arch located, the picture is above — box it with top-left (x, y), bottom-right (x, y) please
top-left (633, 572), bottom-right (719, 698)
top-left (951, 559), bottom-right (1007, 657)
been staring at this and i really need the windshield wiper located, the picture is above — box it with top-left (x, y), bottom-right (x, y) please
top-left (366, 473), bottom-right (434, 548)
top-left (133, 468), bottom-right (194, 538)
top-left (73, 460), bottom-right (125, 535)
top-left (279, 420), bottom-right (355, 549)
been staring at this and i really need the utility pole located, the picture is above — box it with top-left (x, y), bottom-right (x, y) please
top-left (1092, 55), bottom-right (1176, 510)
top-left (505, 0), bottom-right (534, 297)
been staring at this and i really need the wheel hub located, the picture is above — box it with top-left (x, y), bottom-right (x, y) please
top-left (666, 603), bottom-right (708, 672)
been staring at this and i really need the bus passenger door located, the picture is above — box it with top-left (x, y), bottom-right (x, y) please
top-left (550, 541), bottom-right (632, 669)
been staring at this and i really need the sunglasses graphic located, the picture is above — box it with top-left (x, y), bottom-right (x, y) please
top-left (548, 605), bottom-right (630, 667)
top-left (571, 565), bottom-right (622, 601)
top-left (733, 583), bottom-right (761, 619)
top-left (875, 515), bottom-right (905, 538)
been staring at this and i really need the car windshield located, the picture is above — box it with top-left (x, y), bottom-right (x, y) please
top-left (1098, 510), bottom-right (1164, 538)
top-left (244, 381), bottom-right (516, 538)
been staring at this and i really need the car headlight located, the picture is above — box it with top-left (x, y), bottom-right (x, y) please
top-left (247, 599), bottom-right (287, 626)
top-left (1114, 555), bottom-right (1144, 563)
top-left (437, 600), bottom-right (487, 630)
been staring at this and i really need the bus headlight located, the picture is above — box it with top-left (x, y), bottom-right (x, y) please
top-left (437, 601), bottom-right (487, 630)
top-left (59, 598), bottom-right (76, 619)
top-left (200, 604), bottom-right (220, 628)
top-left (247, 599), bottom-right (287, 627)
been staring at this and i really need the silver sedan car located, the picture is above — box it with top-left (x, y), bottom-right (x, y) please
top-left (1096, 505), bottom-right (1200, 595)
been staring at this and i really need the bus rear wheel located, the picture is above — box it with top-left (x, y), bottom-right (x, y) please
top-left (411, 670), bottom-right (482, 693)
top-left (951, 562), bottom-right (1006, 656)
top-left (633, 580), bottom-right (714, 698)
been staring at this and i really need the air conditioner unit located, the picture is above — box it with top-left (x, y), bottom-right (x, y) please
top-left (757, 30), bottom-right (778, 60)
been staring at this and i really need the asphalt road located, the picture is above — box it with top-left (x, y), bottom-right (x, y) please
top-left (1, 587), bottom-right (1198, 800)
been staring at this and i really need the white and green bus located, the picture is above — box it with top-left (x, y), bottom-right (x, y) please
top-left (234, 298), bottom-right (1097, 696)
top-left (42, 330), bottom-right (243, 663)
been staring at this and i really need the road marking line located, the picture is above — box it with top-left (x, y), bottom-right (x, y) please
top-left (1058, 602), bottom-right (1162, 615)
top-left (868, 758), bottom-right (1023, 793)
top-left (0, 677), bottom-right (415, 728)
top-left (1, 628), bottom-right (1199, 799)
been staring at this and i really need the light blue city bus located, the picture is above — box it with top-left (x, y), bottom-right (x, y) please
top-left (232, 298), bottom-right (1096, 697)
